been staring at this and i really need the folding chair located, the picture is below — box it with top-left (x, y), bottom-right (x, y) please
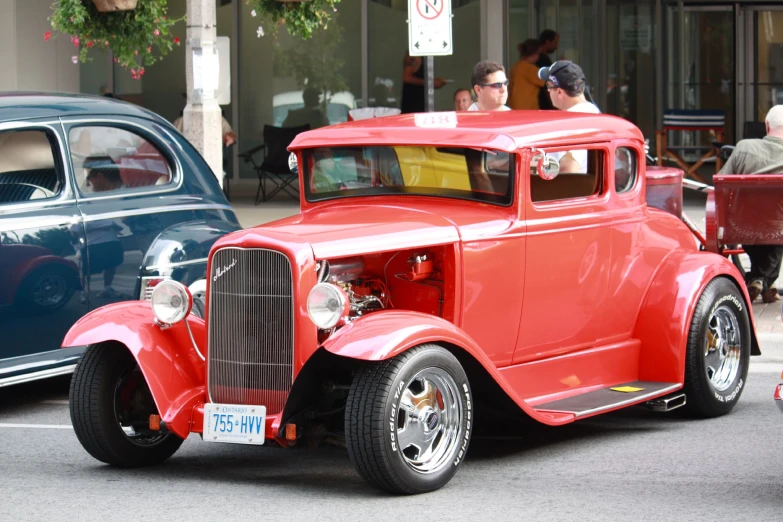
top-left (655, 109), bottom-right (725, 182)
top-left (239, 124), bottom-right (309, 203)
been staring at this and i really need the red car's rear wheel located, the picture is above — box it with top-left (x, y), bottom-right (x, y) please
top-left (683, 278), bottom-right (750, 417)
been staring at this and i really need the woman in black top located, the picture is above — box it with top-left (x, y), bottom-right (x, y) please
top-left (400, 53), bottom-right (446, 113)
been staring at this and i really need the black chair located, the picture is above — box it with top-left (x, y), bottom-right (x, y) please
top-left (744, 121), bottom-right (767, 140)
top-left (239, 124), bottom-right (309, 203)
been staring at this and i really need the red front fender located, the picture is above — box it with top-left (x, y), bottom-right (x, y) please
top-left (320, 311), bottom-right (572, 425)
top-left (62, 301), bottom-right (207, 439)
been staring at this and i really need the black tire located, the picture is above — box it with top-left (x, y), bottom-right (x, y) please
top-left (683, 277), bottom-right (751, 418)
top-left (69, 343), bottom-right (183, 467)
top-left (345, 344), bottom-right (472, 495)
top-left (16, 265), bottom-right (76, 314)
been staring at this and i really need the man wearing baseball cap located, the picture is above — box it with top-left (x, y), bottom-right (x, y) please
top-left (538, 60), bottom-right (599, 114)
top-left (538, 60), bottom-right (599, 173)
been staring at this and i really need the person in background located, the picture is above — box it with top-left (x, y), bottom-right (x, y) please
top-left (401, 52), bottom-right (446, 113)
top-left (453, 88), bottom-right (473, 111)
top-left (468, 61), bottom-right (510, 112)
top-left (371, 83), bottom-right (392, 108)
top-left (80, 165), bottom-right (126, 300)
top-left (536, 29), bottom-right (560, 110)
top-left (282, 86), bottom-right (329, 130)
top-left (173, 109), bottom-right (237, 146)
top-left (539, 60), bottom-right (599, 173)
top-left (718, 104), bottom-right (783, 303)
top-left (99, 84), bottom-right (116, 99)
top-left (509, 39), bottom-right (546, 110)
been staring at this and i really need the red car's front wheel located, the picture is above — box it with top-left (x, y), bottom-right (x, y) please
top-left (345, 344), bottom-right (472, 494)
top-left (70, 343), bottom-right (183, 467)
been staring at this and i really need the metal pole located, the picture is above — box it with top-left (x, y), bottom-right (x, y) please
top-left (231, 0), bottom-right (240, 186)
top-left (184, 0), bottom-right (223, 183)
top-left (361, 0), bottom-right (369, 107)
top-left (655, 0), bottom-right (662, 131)
top-left (425, 56), bottom-right (435, 112)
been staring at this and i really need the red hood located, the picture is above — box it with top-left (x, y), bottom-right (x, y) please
top-left (217, 200), bottom-right (515, 258)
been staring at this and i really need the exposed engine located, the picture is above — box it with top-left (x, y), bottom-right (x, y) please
top-left (315, 247), bottom-right (447, 322)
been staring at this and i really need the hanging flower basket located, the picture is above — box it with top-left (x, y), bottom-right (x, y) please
top-left (48, 0), bottom-right (182, 78)
top-left (247, 0), bottom-right (339, 39)
top-left (92, 0), bottom-right (138, 12)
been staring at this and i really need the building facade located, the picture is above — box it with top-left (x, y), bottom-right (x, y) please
top-left (1, 0), bottom-right (781, 187)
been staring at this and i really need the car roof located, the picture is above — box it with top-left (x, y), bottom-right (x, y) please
top-left (0, 92), bottom-right (169, 124)
top-left (289, 110), bottom-right (644, 152)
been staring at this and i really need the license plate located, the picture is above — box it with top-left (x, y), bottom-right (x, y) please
top-left (203, 403), bottom-right (266, 445)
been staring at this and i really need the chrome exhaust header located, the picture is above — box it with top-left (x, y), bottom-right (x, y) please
top-left (646, 393), bottom-right (686, 412)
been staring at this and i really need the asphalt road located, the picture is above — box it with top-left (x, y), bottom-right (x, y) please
top-left (2, 193), bottom-right (780, 521)
top-left (1, 347), bottom-right (782, 521)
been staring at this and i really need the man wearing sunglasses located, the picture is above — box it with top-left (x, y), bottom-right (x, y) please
top-left (468, 61), bottom-right (511, 112)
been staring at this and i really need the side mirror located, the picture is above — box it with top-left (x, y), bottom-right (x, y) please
top-left (288, 152), bottom-right (299, 174)
top-left (533, 153), bottom-right (560, 180)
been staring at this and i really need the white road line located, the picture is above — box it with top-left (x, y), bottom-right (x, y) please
top-left (41, 400), bottom-right (69, 405)
top-left (0, 423), bottom-right (72, 430)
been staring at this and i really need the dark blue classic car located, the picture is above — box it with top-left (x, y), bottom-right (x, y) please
top-left (0, 93), bottom-right (240, 387)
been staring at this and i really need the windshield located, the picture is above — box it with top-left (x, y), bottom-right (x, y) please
top-left (303, 146), bottom-right (514, 205)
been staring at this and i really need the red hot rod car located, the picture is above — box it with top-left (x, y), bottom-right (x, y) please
top-left (63, 111), bottom-right (759, 494)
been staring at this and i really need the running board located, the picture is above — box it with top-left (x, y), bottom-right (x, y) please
top-left (533, 381), bottom-right (681, 418)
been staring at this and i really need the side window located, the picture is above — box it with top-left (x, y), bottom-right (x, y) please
top-left (615, 147), bottom-right (638, 193)
top-left (530, 149), bottom-right (605, 203)
top-left (69, 126), bottom-right (173, 197)
top-left (0, 130), bottom-right (62, 205)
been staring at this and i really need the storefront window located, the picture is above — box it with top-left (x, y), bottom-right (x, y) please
top-left (368, 0), bottom-right (480, 112)
top-left (507, 0), bottom-right (531, 70)
top-left (237, 0), bottom-right (362, 180)
top-left (755, 10), bottom-right (783, 122)
top-left (607, 0), bottom-right (656, 139)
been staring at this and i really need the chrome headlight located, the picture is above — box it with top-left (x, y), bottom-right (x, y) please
top-left (307, 283), bottom-right (349, 329)
top-left (151, 280), bottom-right (192, 326)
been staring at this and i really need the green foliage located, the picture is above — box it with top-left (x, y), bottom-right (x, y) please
top-left (49, 0), bottom-right (183, 77)
top-left (274, 21), bottom-right (347, 100)
top-left (247, 0), bottom-right (341, 40)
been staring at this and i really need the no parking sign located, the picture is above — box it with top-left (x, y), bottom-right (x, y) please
top-left (408, 0), bottom-right (453, 56)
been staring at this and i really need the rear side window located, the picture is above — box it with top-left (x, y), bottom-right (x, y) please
top-left (615, 147), bottom-right (638, 193)
top-left (530, 149), bottom-right (605, 203)
top-left (0, 130), bottom-right (62, 205)
top-left (69, 126), bottom-right (173, 197)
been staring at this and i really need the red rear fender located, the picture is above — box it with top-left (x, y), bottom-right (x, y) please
top-left (634, 251), bottom-right (759, 384)
top-left (62, 301), bottom-right (207, 438)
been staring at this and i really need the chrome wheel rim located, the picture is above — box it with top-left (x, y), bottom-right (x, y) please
top-left (113, 365), bottom-right (168, 446)
top-left (394, 367), bottom-right (464, 475)
top-left (32, 274), bottom-right (67, 307)
top-left (704, 305), bottom-right (742, 392)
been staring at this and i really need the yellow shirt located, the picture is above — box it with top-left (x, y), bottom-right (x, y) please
top-left (509, 60), bottom-right (546, 110)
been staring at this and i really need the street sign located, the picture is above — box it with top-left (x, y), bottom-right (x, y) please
top-left (408, 0), bottom-right (453, 57)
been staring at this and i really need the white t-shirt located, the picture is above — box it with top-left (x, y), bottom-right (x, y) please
top-left (467, 103), bottom-right (511, 111)
top-left (552, 101), bottom-right (601, 173)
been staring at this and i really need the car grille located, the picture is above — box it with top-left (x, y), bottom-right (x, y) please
top-left (207, 247), bottom-right (294, 413)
